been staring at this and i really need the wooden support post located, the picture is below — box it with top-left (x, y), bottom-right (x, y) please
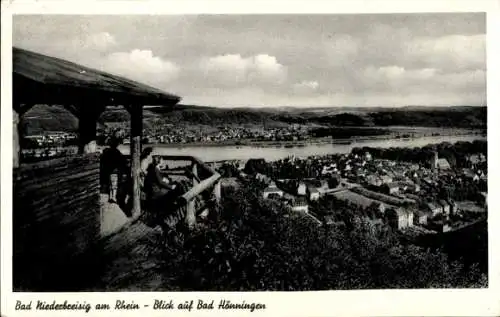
top-left (213, 180), bottom-right (221, 204)
top-left (186, 163), bottom-right (198, 228)
top-left (130, 105), bottom-right (143, 217)
top-left (212, 180), bottom-right (222, 218)
top-left (77, 110), bottom-right (99, 154)
top-left (13, 109), bottom-right (20, 168)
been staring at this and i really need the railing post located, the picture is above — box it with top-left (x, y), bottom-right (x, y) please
top-left (212, 180), bottom-right (221, 218)
top-left (130, 105), bottom-right (143, 217)
top-left (185, 162), bottom-right (198, 228)
top-left (213, 180), bottom-right (221, 204)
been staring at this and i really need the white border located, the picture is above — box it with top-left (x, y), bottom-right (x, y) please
top-left (2, 1), bottom-right (500, 316)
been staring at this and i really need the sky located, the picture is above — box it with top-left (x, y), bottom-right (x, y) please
top-left (13, 14), bottom-right (486, 108)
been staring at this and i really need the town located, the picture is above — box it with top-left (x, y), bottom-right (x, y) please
top-left (19, 126), bottom-right (313, 160)
top-left (105, 125), bottom-right (312, 145)
top-left (217, 141), bottom-right (487, 235)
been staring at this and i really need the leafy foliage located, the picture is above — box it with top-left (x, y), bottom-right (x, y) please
top-left (162, 180), bottom-right (487, 291)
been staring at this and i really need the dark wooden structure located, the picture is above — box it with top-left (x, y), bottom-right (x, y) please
top-left (13, 154), bottom-right (101, 290)
top-left (13, 47), bottom-right (180, 216)
top-left (12, 47), bottom-right (220, 290)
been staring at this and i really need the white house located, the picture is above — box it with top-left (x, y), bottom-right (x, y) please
top-left (308, 187), bottom-right (321, 201)
top-left (297, 182), bottom-right (307, 196)
top-left (263, 186), bottom-right (284, 199)
top-left (387, 208), bottom-right (414, 230)
top-left (380, 175), bottom-right (393, 184)
top-left (290, 197), bottom-right (309, 213)
top-left (384, 182), bottom-right (400, 195)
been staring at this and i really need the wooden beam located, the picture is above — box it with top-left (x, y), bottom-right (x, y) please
top-left (179, 173), bottom-right (221, 204)
top-left (130, 105), bottom-right (143, 217)
top-left (213, 180), bottom-right (221, 204)
top-left (75, 104), bottom-right (107, 154)
top-left (77, 111), bottom-right (98, 154)
top-left (185, 163), bottom-right (198, 228)
top-left (13, 109), bottom-right (20, 168)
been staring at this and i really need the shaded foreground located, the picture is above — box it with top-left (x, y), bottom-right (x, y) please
top-left (24, 180), bottom-right (487, 292)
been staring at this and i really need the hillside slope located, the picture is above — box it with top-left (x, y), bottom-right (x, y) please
top-left (21, 104), bottom-right (487, 135)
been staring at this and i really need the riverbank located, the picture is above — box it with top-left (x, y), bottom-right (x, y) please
top-left (140, 128), bottom-right (484, 149)
top-left (23, 130), bottom-right (485, 164)
top-left (117, 134), bottom-right (486, 163)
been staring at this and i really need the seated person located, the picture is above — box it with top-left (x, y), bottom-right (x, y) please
top-left (144, 155), bottom-right (186, 214)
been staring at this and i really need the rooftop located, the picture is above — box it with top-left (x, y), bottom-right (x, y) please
top-left (13, 47), bottom-right (181, 106)
top-left (263, 187), bottom-right (283, 193)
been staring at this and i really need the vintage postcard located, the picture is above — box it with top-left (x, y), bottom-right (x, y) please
top-left (1, 0), bottom-right (499, 316)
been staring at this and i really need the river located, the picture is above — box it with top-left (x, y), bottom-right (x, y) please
top-left (117, 134), bottom-right (485, 162)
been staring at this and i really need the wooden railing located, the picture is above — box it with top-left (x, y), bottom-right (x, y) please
top-left (126, 155), bottom-right (222, 229)
top-left (161, 155), bottom-right (221, 228)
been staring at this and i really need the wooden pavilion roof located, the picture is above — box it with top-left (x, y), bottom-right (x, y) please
top-left (13, 47), bottom-right (181, 107)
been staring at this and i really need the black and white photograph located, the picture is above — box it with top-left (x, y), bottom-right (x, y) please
top-left (1, 2), bottom-right (498, 315)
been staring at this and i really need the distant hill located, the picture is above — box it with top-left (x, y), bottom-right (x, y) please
top-left (20, 104), bottom-right (487, 135)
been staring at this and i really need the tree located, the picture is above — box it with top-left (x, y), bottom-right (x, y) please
top-left (328, 176), bottom-right (340, 189)
top-left (162, 182), bottom-right (487, 291)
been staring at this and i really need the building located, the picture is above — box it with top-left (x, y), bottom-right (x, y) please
top-left (427, 221), bottom-right (451, 233)
top-left (478, 192), bottom-right (487, 207)
top-left (255, 173), bottom-right (272, 186)
top-left (297, 182), bottom-right (307, 196)
top-left (366, 175), bottom-right (382, 187)
top-left (263, 186), bottom-right (284, 199)
top-left (431, 151), bottom-right (451, 170)
top-left (307, 187), bottom-right (321, 201)
top-left (448, 200), bottom-right (458, 215)
top-left (405, 182), bottom-right (420, 193)
top-left (462, 169), bottom-right (480, 182)
top-left (409, 164), bottom-right (420, 171)
top-left (423, 178), bottom-right (434, 186)
top-left (387, 208), bottom-right (414, 230)
top-left (380, 175), bottom-right (393, 184)
top-left (468, 154), bottom-right (486, 167)
top-left (322, 164), bottom-right (337, 176)
top-left (289, 197), bottom-right (309, 213)
top-left (384, 182), bottom-right (400, 195)
top-left (439, 200), bottom-right (450, 215)
top-left (436, 158), bottom-right (451, 170)
top-left (426, 202), bottom-right (443, 217)
top-left (368, 201), bottom-right (387, 214)
top-left (414, 210), bottom-right (429, 225)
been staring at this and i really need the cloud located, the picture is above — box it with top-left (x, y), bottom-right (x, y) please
top-left (80, 32), bottom-right (117, 51)
top-left (199, 54), bottom-right (287, 87)
top-left (405, 34), bottom-right (486, 70)
top-left (103, 49), bottom-right (180, 85)
top-left (293, 80), bottom-right (320, 94)
top-left (361, 65), bottom-right (485, 97)
top-left (323, 35), bottom-right (359, 66)
top-left (364, 66), bottom-right (437, 81)
top-left (12, 14), bottom-right (486, 107)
